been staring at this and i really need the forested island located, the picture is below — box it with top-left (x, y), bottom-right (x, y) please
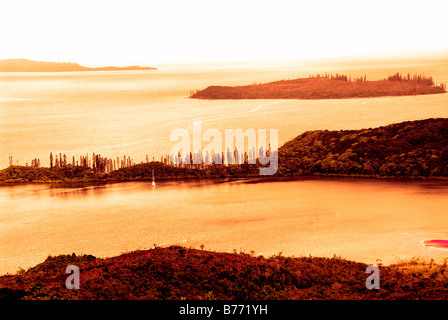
top-left (0, 59), bottom-right (157, 72)
top-left (1, 245), bottom-right (447, 300)
top-left (1, 118), bottom-right (447, 183)
top-left (190, 73), bottom-right (446, 99)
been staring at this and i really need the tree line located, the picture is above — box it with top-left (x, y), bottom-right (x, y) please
top-left (277, 118), bottom-right (448, 179)
top-left (3, 118), bottom-right (448, 182)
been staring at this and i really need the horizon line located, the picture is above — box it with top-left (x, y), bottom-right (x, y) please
top-left (1, 48), bottom-right (447, 69)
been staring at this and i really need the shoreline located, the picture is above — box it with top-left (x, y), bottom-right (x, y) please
top-left (1, 171), bottom-right (448, 186)
top-left (2, 118), bottom-right (447, 185)
top-left (191, 91), bottom-right (448, 101)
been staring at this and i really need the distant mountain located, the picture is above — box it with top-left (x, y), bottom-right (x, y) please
top-left (0, 59), bottom-right (157, 72)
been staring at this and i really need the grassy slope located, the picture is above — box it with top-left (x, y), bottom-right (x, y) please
top-left (191, 77), bottom-right (446, 99)
top-left (0, 246), bottom-right (447, 300)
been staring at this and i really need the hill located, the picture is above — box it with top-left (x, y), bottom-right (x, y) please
top-left (277, 118), bottom-right (448, 179)
top-left (2, 118), bottom-right (448, 183)
top-left (0, 246), bottom-right (447, 300)
top-left (0, 59), bottom-right (157, 72)
top-left (190, 73), bottom-right (446, 99)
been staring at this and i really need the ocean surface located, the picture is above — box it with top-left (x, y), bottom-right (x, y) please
top-left (1, 58), bottom-right (448, 168)
top-left (1, 57), bottom-right (448, 274)
top-left (1, 177), bottom-right (448, 275)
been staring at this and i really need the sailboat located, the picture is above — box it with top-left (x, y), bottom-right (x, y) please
top-left (151, 169), bottom-right (156, 187)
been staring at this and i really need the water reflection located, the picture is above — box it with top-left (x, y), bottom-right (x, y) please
top-left (48, 184), bottom-right (108, 198)
top-left (424, 240), bottom-right (448, 249)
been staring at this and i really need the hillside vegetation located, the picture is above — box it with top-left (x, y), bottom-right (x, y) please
top-left (0, 162), bottom-right (260, 183)
top-left (1, 118), bottom-right (448, 183)
top-left (277, 118), bottom-right (448, 179)
top-left (0, 246), bottom-right (447, 300)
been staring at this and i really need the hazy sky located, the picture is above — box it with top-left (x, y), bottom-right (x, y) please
top-left (1, 0), bottom-right (447, 67)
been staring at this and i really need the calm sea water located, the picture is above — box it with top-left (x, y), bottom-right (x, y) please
top-left (1, 58), bottom-right (448, 274)
top-left (1, 59), bottom-right (448, 168)
top-left (1, 178), bottom-right (448, 275)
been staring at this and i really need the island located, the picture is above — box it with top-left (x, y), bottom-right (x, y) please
top-left (0, 245), bottom-right (447, 300)
top-left (190, 73), bottom-right (446, 99)
top-left (0, 58), bottom-right (157, 72)
top-left (0, 118), bottom-right (447, 183)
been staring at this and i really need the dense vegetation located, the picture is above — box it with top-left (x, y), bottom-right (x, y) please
top-left (107, 161), bottom-right (260, 181)
top-left (0, 162), bottom-right (261, 183)
top-left (2, 118), bottom-right (448, 183)
top-left (1, 246), bottom-right (447, 300)
top-left (190, 73), bottom-right (446, 99)
top-left (0, 165), bottom-right (105, 183)
top-left (277, 118), bottom-right (448, 179)
top-left (0, 165), bottom-right (115, 183)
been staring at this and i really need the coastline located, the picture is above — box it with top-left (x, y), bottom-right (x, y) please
top-left (4, 118), bottom-right (448, 184)
top-left (1, 171), bottom-right (448, 185)
top-left (191, 91), bottom-right (448, 101)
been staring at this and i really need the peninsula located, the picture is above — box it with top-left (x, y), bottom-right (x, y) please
top-left (0, 59), bottom-right (157, 72)
top-left (190, 73), bottom-right (446, 99)
top-left (1, 118), bottom-right (447, 183)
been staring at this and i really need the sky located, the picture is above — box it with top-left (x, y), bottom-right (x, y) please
top-left (1, 0), bottom-right (447, 67)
